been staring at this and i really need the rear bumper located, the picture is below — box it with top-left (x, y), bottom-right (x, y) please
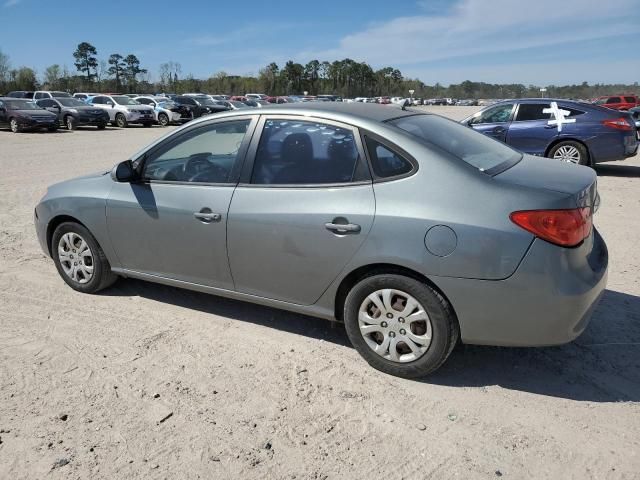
top-left (435, 228), bottom-right (608, 346)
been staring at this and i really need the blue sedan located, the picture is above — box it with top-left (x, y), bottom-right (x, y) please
top-left (462, 99), bottom-right (638, 165)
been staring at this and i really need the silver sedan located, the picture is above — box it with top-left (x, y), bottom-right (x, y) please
top-left (34, 103), bottom-right (608, 377)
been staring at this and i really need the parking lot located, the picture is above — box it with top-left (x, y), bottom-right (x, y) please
top-left (0, 106), bottom-right (639, 479)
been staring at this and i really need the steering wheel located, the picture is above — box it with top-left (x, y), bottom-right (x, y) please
top-left (184, 153), bottom-right (211, 178)
top-left (188, 164), bottom-right (228, 183)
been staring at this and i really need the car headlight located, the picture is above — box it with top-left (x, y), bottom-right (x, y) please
top-left (68, 109), bottom-right (78, 114)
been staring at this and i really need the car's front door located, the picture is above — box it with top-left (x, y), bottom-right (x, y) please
top-left (227, 116), bottom-right (375, 305)
top-left (506, 102), bottom-right (559, 156)
top-left (106, 117), bottom-right (256, 289)
top-left (467, 103), bottom-right (515, 142)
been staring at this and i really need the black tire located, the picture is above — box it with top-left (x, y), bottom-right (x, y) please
top-left (97, 123), bottom-right (106, 130)
top-left (65, 115), bottom-right (76, 131)
top-left (9, 118), bottom-right (21, 133)
top-left (158, 113), bottom-right (169, 127)
top-left (115, 113), bottom-right (127, 128)
top-left (343, 274), bottom-right (459, 378)
top-left (51, 222), bottom-right (118, 294)
top-left (547, 140), bottom-right (590, 166)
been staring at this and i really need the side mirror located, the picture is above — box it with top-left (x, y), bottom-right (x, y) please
top-left (111, 160), bottom-right (136, 183)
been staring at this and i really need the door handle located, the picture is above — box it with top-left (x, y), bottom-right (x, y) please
top-left (194, 211), bottom-right (221, 223)
top-left (492, 126), bottom-right (506, 133)
top-left (325, 222), bottom-right (361, 234)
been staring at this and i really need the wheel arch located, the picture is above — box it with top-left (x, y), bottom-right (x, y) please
top-left (545, 138), bottom-right (591, 164)
top-left (333, 263), bottom-right (458, 325)
top-left (46, 215), bottom-right (90, 256)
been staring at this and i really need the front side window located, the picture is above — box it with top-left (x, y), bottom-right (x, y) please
top-left (515, 103), bottom-right (551, 121)
top-left (390, 114), bottom-right (522, 174)
top-left (251, 119), bottom-right (361, 185)
top-left (468, 103), bottom-right (514, 124)
top-left (142, 120), bottom-right (251, 183)
top-left (91, 96), bottom-right (105, 104)
top-left (606, 97), bottom-right (621, 104)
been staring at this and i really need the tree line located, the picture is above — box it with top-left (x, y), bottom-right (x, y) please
top-left (1, 43), bottom-right (638, 100)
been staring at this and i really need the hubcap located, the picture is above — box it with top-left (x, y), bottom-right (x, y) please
top-left (553, 145), bottom-right (581, 164)
top-left (67, 117), bottom-right (73, 129)
top-left (10, 119), bottom-right (18, 132)
top-left (358, 289), bottom-right (432, 363)
top-left (57, 232), bottom-right (94, 284)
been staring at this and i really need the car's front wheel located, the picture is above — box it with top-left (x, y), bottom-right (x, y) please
top-left (65, 115), bottom-right (76, 130)
top-left (549, 141), bottom-right (589, 166)
top-left (51, 222), bottom-right (118, 293)
top-left (115, 113), bottom-right (127, 128)
top-left (158, 113), bottom-right (169, 127)
top-left (343, 274), bottom-right (459, 378)
top-left (9, 118), bottom-right (21, 133)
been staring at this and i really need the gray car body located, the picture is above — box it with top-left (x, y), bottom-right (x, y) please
top-left (34, 103), bottom-right (608, 347)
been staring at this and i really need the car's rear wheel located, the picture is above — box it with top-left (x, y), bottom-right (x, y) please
top-left (343, 274), bottom-right (459, 378)
top-left (65, 115), bottom-right (76, 130)
top-left (158, 113), bottom-right (169, 127)
top-left (51, 222), bottom-right (118, 294)
top-left (549, 141), bottom-right (589, 166)
top-left (9, 118), bottom-right (21, 133)
top-left (115, 113), bottom-right (127, 128)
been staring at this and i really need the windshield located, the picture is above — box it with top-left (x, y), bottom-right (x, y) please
top-left (57, 98), bottom-right (87, 107)
top-left (389, 114), bottom-right (522, 174)
top-left (158, 100), bottom-right (176, 108)
top-left (52, 92), bottom-right (71, 98)
top-left (231, 101), bottom-right (249, 108)
top-left (4, 100), bottom-right (41, 110)
top-left (113, 96), bottom-right (140, 105)
top-left (593, 98), bottom-right (607, 105)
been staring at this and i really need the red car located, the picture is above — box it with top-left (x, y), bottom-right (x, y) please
top-left (593, 95), bottom-right (639, 111)
top-left (230, 95), bottom-right (247, 102)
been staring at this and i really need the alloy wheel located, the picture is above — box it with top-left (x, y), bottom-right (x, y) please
top-left (553, 145), bottom-right (581, 163)
top-left (10, 119), bottom-right (19, 133)
top-left (57, 232), bottom-right (94, 284)
top-left (358, 289), bottom-right (432, 363)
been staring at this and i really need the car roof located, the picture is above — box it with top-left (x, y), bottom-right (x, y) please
top-left (211, 102), bottom-right (418, 123)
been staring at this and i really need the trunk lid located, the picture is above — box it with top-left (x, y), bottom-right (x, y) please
top-left (493, 154), bottom-right (598, 209)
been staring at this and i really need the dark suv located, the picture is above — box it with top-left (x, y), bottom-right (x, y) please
top-left (36, 97), bottom-right (110, 130)
top-left (0, 97), bottom-right (58, 132)
top-left (173, 96), bottom-right (228, 118)
top-left (593, 95), bottom-right (639, 111)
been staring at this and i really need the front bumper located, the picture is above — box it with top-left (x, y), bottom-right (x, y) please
top-left (125, 111), bottom-right (155, 123)
top-left (19, 118), bottom-right (57, 129)
top-left (435, 228), bottom-right (608, 346)
top-left (76, 115), bottom-right (109, 126)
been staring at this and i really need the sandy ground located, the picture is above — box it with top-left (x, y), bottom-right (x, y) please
top-left (0, 106), bottom-right (639, 479)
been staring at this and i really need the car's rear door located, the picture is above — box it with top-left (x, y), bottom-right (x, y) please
top-left (467, 102), bottom-right (514, 142)
top-left (506, 101), bottom-right (559, 156)
top-left (227, 115), bottom-right (375, 305)
top-left (106, 116), bottom-right (257, 289)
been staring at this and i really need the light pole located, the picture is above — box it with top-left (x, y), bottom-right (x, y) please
top-left (540, 87), bottom-right (547, 98)
top-left (409, 89), bottom-right (415, 104)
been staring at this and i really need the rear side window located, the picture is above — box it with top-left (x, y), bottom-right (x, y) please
top-left (390, 114), bottom-right (522, 174)
top-left (251, 119), bottom-right (363, 185)
top-left (365, 138), bottom-right (413, 178)
top-left (606, 97), bottom-right (621, 104)
top-left (515, 103), bottom-right (551, 121)
top-left (624, 96), bottom-right (636, 103)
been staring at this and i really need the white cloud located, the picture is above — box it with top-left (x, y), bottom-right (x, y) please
top-left (3, 0), bottom-right (22, 7)
top-left (300, 0), bottom-right (637, 67)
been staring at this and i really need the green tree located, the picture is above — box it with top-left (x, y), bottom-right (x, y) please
top-left (73, 42), bottom-right (98, 83)
top-left (123, 54), bottom-right (147, 89)
top-left (107, 54), bottom-right (125, 89)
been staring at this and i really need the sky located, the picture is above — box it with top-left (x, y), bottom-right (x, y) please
top-left (1, 0), bottom-right (639, 86)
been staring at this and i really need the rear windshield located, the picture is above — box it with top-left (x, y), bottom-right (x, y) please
top-left (389, 114), bottom-right (522, 174)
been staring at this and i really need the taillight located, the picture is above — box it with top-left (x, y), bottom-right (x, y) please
top-left (602, 117), bottom-right (633, 131)
top-left (510, 208), bottom-right (592, 247)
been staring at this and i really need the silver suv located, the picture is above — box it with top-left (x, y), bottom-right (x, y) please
top-left (88, 95), bottom-right (155, 128)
